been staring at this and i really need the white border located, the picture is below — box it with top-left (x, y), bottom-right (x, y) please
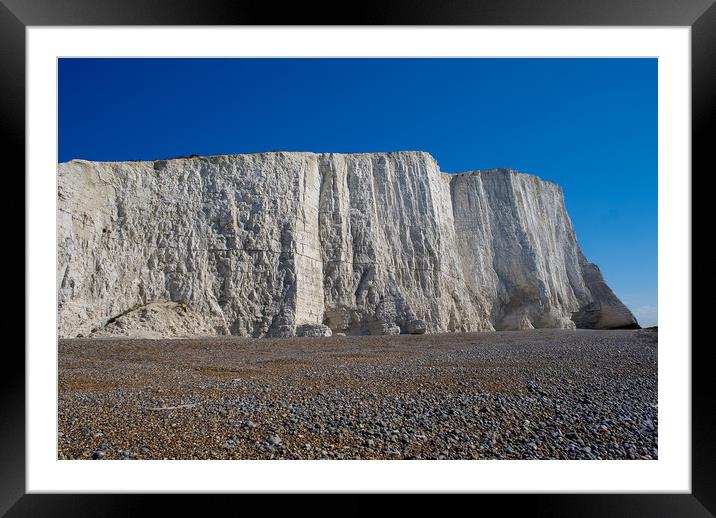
top-left (27, 27), bottom-right (690, 492)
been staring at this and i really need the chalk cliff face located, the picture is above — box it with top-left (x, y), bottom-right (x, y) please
top-left (57, 151), bottom-right (638, 338)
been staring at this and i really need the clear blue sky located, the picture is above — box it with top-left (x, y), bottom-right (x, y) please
top-left (59, 58), bottom-right (657, 326)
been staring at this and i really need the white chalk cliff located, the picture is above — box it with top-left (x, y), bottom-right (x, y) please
top-left (57, 151), bottom-right (638, 338)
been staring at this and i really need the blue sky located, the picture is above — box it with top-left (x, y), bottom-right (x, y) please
top-left (59, 58), bottom-right (657, 326)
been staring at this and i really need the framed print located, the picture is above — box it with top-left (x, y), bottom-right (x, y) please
top-left (4, 0), bottom-right (712, 514)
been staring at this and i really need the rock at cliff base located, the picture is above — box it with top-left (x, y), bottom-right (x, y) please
top-left (89, 301), bottom-right (215, 339)
top-left (296, 324), bottom-right (333, 338)
top-left (406, 319), bottom-right (427, 335)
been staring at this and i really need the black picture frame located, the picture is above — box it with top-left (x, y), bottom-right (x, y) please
top-left (4, 0), bottom-right (710, 514)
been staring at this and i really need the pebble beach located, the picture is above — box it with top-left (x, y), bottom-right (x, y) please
top-left (58, 329), bottom-right (658, 460)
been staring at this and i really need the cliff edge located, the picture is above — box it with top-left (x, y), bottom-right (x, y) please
top-left (57, 151), bottom-right (638, 338)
